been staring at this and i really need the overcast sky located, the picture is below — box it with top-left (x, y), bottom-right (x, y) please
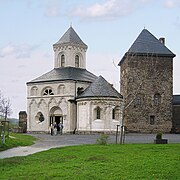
top-left (0, 0), bottom-right (180, 118)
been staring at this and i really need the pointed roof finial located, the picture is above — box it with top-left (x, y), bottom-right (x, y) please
top-left (70, 22), bottom-right (72, 27)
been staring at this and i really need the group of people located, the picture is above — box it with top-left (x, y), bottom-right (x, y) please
top-left (50, 122), bottom-right (63, 136)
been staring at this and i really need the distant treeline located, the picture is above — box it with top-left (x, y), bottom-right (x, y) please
top-left (0, 115), bottom-right (19, 125)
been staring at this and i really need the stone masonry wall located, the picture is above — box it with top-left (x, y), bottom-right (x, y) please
top-left (120, 55), bottom-right (173, 133)
top-left (172, 105), bottom-right (180, 133)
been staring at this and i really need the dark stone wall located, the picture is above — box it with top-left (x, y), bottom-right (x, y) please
top-left (120, 55), bottom-right (173, 133)
top-left (19, 111), bottom-right (27, 133)
top-left (172, 105), bottom-right (180, 133)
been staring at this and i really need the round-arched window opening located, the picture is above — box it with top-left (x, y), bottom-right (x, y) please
top-left (75, 55), bottom-right (79, 67)
top-left (61, 54), bottom-right (65, 67)
top-left (31, 86), bottom-right (38, 96)
top-left (43, 88), bottom-right (54, 96)
top-left (94, 106), bottom-right (101, 119)
top-left (112, 106), bottom-right (120, 120)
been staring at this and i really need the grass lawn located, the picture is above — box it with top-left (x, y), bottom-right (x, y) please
top-left (0, 133), bottom-right (36, 152)
top-left (0, 144), bottom-right (180, 179)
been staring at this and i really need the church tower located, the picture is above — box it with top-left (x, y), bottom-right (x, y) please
top-left (53, 26), bottom-right (88, 69)
top-left (119, 29), bottom-right (176, 133)
top-left (27, 26), bottom-right (96, 134)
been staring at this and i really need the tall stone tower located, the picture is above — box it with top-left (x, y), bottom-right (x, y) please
top-left (118, 29), bottom-right (176, 133)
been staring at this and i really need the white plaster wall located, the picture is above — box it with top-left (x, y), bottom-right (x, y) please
top-left (27, 81), bottom-right (90, 98)
top-left (53, 45), bottom-right (87, 69)
top-left (77, 98), bottom-right (123, 132)
top-left (27, 81), bottom-right (74, 97)
top-left (27, 80), bottom-right (91, 133)
top-left (92, 119), bottom-right (104, 130)
top-left (27, 97), bottom-right (69, 132)
top-left (77, 102), bottom-right (89, 131)
top-left (27, 99), bottom-right (48, 132)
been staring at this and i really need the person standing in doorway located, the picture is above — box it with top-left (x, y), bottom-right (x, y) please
top-left (59, 122), bottom-right (63, 135)
top-left (50, 124), bottom-right (53, 136)
top-left (53, 122), bottom-right (57, 136)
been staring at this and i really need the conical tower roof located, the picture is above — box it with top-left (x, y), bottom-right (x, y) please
top-left (119, 29), bottom-right (175, 65)
top-left (53, 26), bottom-right (87, 48)
top-left (128, 29), bottom-right (175, 55)
top-left (77, 76), bottom-right (122, 99)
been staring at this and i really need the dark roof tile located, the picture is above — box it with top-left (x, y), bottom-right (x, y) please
top-left (77, 75), bottom-right (122, 99)
top-left (53, 27), bottom-right (87, 48)
top-left (27, 67), bottom-right (97, 84)
top-left (119, 29), bottom-right (175, 65)
top-left (128, 29), bottom-right (175, 56)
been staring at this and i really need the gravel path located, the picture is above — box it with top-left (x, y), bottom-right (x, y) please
top-left (0, 133), bottom-right (179, 159)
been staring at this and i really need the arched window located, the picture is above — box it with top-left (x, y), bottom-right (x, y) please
top-left (94, 106), bottom-right (101, 120)
top-left (58, 85), bottom-right (65, 94)
top-left (96, 106), bottom-right (101, 119)
top-left (112, 106), bottom-right (120, 120)
top-left (154, 93), bottom-right (161, 106)
top-left (112, 109), bottom-right (115, 119)
top-left (43, 88), bottom-right (54, 96)
top-left (31, 86), bottom-right (38, 96)
top-left (75, 55), bottom-right (79, 67)
top-left (150, 115), bottom-right (155, 125)
top-left (61, 54), bottom-right (65, 67)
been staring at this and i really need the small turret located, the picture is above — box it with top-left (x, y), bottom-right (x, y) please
top-left (53, 26), bottom-right (87, 69)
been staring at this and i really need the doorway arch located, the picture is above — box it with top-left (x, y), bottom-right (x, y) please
top-left (49, 106), bottom-right (63, 132)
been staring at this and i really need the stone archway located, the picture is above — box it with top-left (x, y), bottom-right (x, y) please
top-left (49, 106), bottom-right (63, 132)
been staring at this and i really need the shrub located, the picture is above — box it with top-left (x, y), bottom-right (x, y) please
top-left (96, 134), bottom-right (109, 145)
top-left (156, 132), bottom-right (162, 140)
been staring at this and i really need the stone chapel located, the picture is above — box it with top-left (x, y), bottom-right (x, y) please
top-left (27, 27), bottom-right (179, 134)
top-left (27, 26), bottom-right (123, 134)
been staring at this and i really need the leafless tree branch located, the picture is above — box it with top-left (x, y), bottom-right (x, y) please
top-left (0, 91), bottom-right (12, 120)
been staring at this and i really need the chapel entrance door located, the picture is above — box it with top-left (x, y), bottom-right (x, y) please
top-left (54, 116), bottom-right (63, 132)
top-left (49, 106), bottom-right (63, 133)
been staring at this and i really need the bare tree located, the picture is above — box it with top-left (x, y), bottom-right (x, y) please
top-left (120, 80), bottom-right (144, 144)
top-left (0, 91), bottom-right (12, 121)
top-left (118, 53), bottom-right (152, 144)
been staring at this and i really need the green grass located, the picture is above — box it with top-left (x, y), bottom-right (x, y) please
top-left (1, 144), bottom-right (180, 179)
top-left (0, 133), bottom-right (36, 152)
